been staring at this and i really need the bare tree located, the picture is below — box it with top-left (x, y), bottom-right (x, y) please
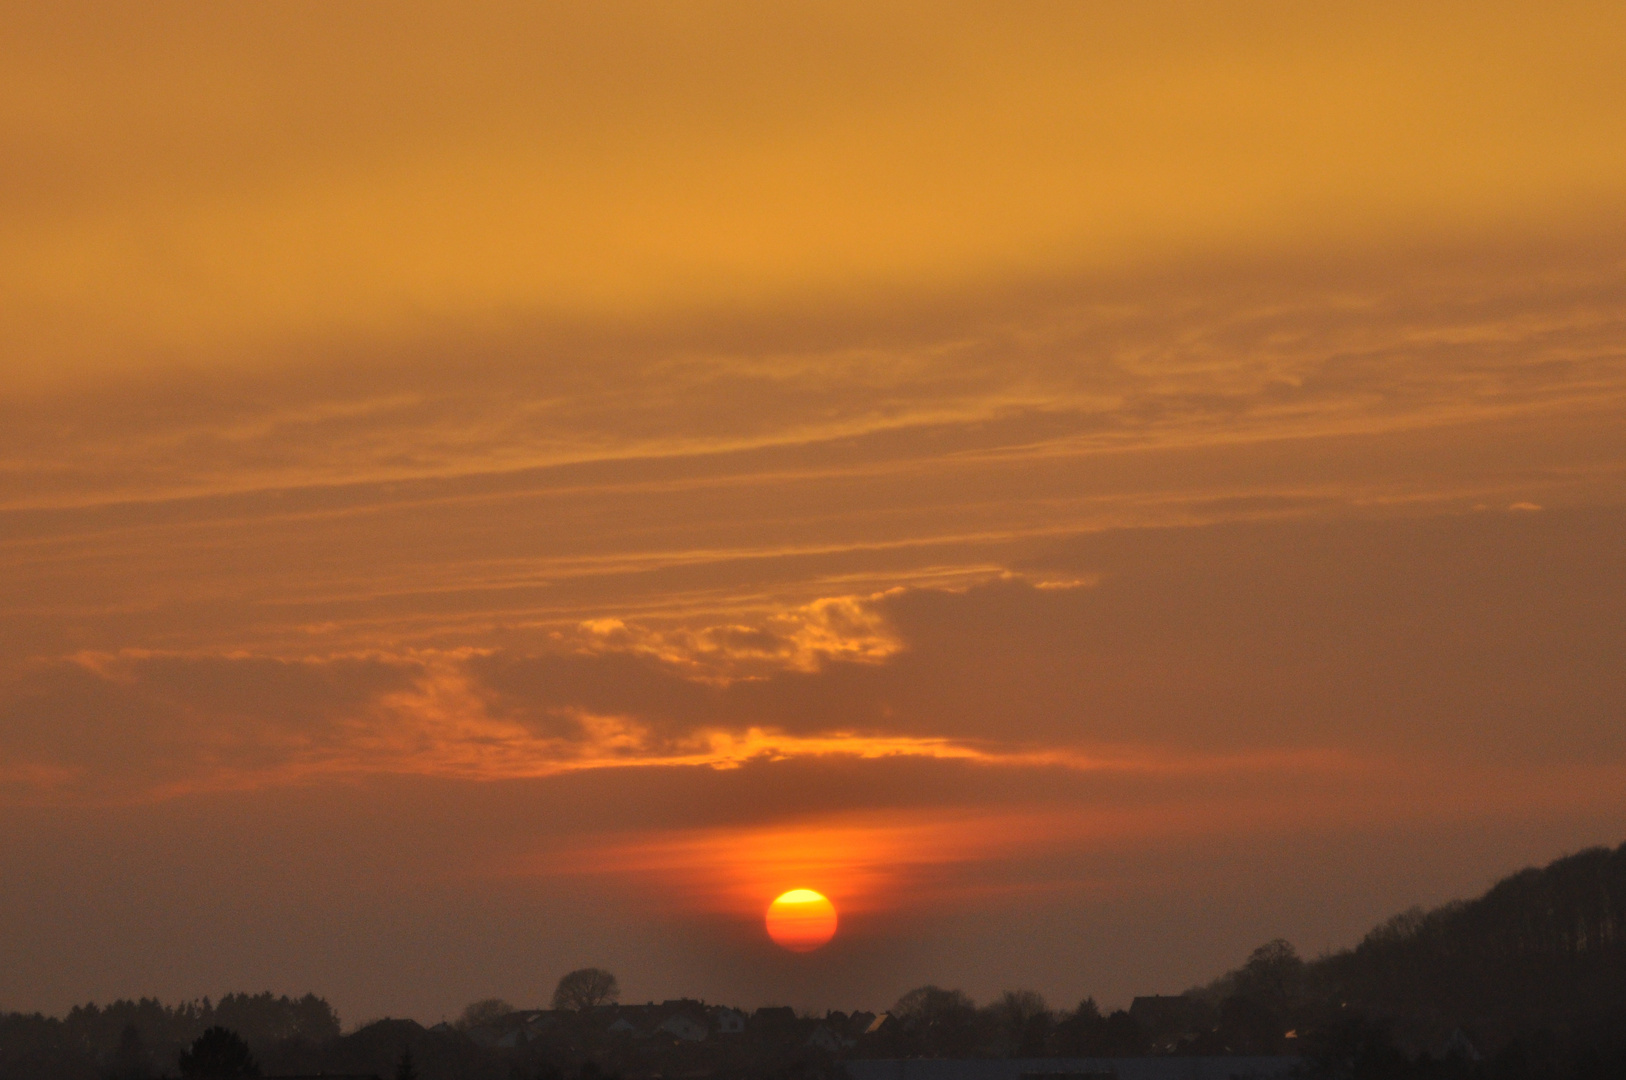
top-left (1236, 939), bottom-right (1304, 1016)
top-left (990, 989), bottom-right (1050, 1055)
top-left (458, 998), bottom-right (515, 1030)
top-left (891, 985), bottom-right (978, 1056)
top-left (891, 985), bottom-right (974, 1025)
top-left (552, 968), bottom-right (620, 1011)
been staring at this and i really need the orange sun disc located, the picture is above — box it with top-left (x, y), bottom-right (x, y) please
top-left (765, 889), bottom-right (838, 952)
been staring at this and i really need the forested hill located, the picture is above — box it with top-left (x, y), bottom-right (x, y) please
top-left (1313, 840), bottom-right (1626, 1039)
top-left (1185, 840), bottom-right (1626, 1064)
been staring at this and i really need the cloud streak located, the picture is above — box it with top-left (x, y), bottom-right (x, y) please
top-left (0, 632), bottom-right (1349, 806)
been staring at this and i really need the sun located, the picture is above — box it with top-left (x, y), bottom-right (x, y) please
top-left (765, 889), bottom-right (838, 952)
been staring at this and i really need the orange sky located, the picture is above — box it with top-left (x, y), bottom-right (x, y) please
top-left (3, 1), bottom-right (1626, 1020)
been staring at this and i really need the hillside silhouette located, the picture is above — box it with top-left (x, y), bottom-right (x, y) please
top-left (1313, 841), bottom-right (1626, 1039)
top-left (1161, 841), bottom-right (1626, 1072)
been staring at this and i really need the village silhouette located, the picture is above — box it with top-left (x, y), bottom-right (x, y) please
top-left (4, 842), bottom-right (1625, 1080)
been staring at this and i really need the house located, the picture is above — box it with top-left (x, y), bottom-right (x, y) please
top-left (752, 1005), bottom-right (797, 1031)
top-left (584, 1003), bottom-right (622, 1027)
top-left (709, 1006), bottom-right (747, 1034)
top-left (657, 1011), bottom-right (709, 1042)
top-left (605, 1013), bottom-right (642, 1037)
top-left (806, 1023), bottom-right (845, 1053)
top-left (858, 1012), bottom-right (897, 1038)
top-left (845, 1012), bottom-right (879, 1041)
top-left (526, 1011), bottom-right (563, 1037)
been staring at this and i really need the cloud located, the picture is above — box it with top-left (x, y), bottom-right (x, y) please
top-left (7, 500), bottom-right (1624, 809)
top-left (5, 231), bottom-right (1623, 687)
top-left (0, 635), bottom-right (1341, 807)
top-left (5, 229), bottom-right (1625, 517)
top-left (10, 4), bottom-right (1626, 387)
top-left (0, 651), bottom-right (418, 801)
top-left (571, 591), bottom-right (904, 680)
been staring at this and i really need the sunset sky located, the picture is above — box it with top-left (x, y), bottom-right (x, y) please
top-left (4, 2), bottom-right (1626, 1023)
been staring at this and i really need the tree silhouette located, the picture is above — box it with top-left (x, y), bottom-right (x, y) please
top-left (891, 986), bottom-right (979, 1057)
top-left (178, 1026), bottom-right (259, 1079)
top-left (458, 998), bottom-right (515, 1029)
top-left (989, 990), bottom-right (1050, 1056)
top-left (552, 968), bottom-right (620, 1011)
top-left (1236, 939), bottom-right (1304, 1015)
top-left (891, 985), bottom-right (974, 1026)
top-left (1213, 938), bottom-right (1305, 1052)
top-left (1286, 841), bottom-right (1626, 1051)
top-left (1052, 1002), bottom-right (1147, 1057)
top-left (110, 1023), bottom-right (152, 1080)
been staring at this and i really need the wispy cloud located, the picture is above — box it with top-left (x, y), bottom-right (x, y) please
top-left (0, 628), bottom-right (1349, 806)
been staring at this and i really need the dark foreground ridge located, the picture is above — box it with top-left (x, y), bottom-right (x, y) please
top-left (847, 1058), bottom-right (1295, 1080)
top-left (4, 842), bottom-right (1626, 1080)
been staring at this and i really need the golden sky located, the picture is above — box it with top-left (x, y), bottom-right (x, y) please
top-left (3, 2), bottom-right (1626, 1019)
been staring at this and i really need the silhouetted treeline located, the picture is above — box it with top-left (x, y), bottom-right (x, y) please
top-left (1316, 842), bottom-right (1626, 1036)
top-left (0, 993), bottom-right (336, 1080)
top-left (9, 842), bottom-right (1626, 1080)
top-left (0, 996), bottom-right (851, 1080)
top-left (853, 987), bottom-right (1151, 1059)
top-left (1159, 841), bottom-right (1626, 1076)
top-left (861, 841), bottom-right (1626, 1074)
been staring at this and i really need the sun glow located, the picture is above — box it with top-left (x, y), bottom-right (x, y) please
top-left (765, 889), bottom-right (838, 952)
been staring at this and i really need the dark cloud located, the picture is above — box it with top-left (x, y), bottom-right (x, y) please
top-left (0, 653), bottom-right (419, 801)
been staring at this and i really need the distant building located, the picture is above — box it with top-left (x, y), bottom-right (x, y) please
top-left (526, 1011), bottom-right (563, 1037)
top-left (605, 1013), bottom-right (641, 1037)
top-left (657, 1011), bottom-right (709, 1042)
top-left (751, 1005), bottom-right (798, 1035)
top-left (710, 1006), bottom-right (747, 1034)
top-left (862, 1012), bottom-right (898, 1037)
